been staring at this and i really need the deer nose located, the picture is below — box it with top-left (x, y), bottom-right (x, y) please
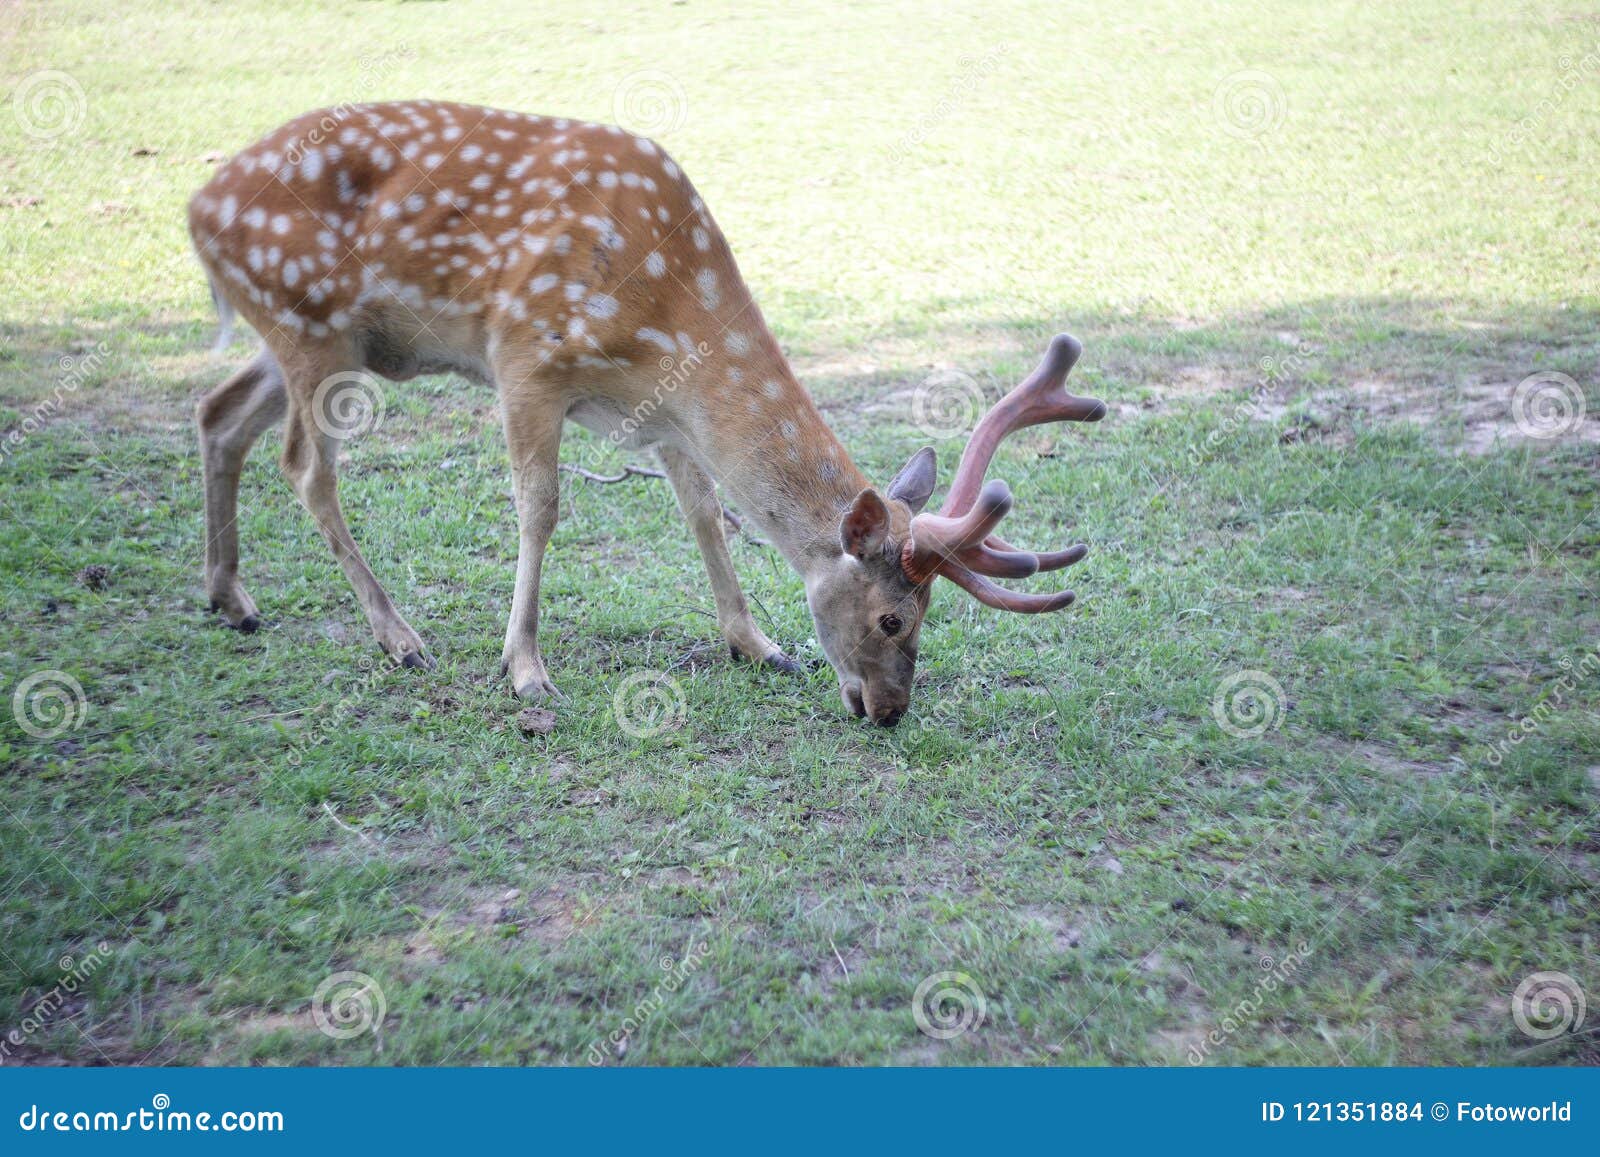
top-left (875, 705), bottom-right (905, 728)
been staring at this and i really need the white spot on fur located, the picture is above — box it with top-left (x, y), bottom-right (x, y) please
top-left (695, 268), bottom-right (720, 309)
top-left (645, 252), bottom-right (666, 277)
top-left (636, 327), bottom-right (675, 352)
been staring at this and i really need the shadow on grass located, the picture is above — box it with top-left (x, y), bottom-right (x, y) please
top-left (2, 297), bottom-right (1596, 460)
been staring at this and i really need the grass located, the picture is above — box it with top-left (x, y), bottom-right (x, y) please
top-left (1, 0), bottom-right (1597, 1066)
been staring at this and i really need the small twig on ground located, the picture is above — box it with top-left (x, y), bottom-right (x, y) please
top-left (830, 938), bottom-right (851, 981)
top-left (322, 801), bottom-right (378, 848)
top-left (560, 461), bottom-right (768, 545)
top-left (559, 463), bottom-right (667, 484)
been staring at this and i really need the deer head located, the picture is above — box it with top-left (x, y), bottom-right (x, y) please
top-left (805, 334), bottom-right (1106, 726)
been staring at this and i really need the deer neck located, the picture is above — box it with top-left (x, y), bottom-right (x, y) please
top-left (685, 354), bottom-right (867, 576)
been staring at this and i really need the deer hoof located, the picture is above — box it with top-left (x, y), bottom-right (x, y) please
top-left (515, 676), bottom-right (560, 701)
top-left (236, 614), bottom-right (260, 634)
top-left (761, 650), bottom-right (805, 677)
top-left (399, 649), bottom-right (435, 672)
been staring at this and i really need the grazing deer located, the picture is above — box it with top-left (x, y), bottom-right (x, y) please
top-left (188, 101), bottom-right (1104, 726)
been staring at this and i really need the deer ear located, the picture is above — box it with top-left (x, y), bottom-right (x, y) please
top-left (840, 488), bottom-right (891, 558)
top-left (886, 446), bottom-right (937, 514)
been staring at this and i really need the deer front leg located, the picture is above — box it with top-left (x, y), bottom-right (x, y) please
top-left (657, 445), bottom-right (802, 675)
top-left (499, 399), bottom-right (564, 700)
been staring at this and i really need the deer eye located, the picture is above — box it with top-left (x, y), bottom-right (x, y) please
top-left (879, 614), bottom-right (903, 636)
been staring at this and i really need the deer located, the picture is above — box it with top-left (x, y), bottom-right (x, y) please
top-left (187, 101), bottom-right (1105, 727)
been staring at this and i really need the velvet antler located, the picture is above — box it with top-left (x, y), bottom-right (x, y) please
top-left (902, 334), bottom-right (1104, 612)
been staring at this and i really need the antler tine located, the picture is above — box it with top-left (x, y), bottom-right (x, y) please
top-left (939, 333), bottom-right (1106, 518)
top-left (901, 334), bottom-right (1101, 614)
top-left (983, 536), bottom-right (1089, 574)
top-left (902, 480), bottom-right (1014, 584)
top-left (938, 561), bottom-right (1078, 614)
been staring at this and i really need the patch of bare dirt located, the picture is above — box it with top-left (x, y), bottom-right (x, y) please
top-left (1309, 736), bottom-right (1449, 781)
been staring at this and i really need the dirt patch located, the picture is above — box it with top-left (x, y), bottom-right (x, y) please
top-left (1309, 736), bottom-right (1449, 782)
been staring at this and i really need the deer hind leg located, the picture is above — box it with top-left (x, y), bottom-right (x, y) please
top-left (197, 348), bottom-right (287, 631)
top-left (497, 385), bottom-right (565, 700)
top-left (276, 350), bottom-right (433, 669)
top-left (656, 445), bottom-right (802, 675)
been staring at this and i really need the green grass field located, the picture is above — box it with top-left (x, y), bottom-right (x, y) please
top-left (2, 0), bottom-right (1597, 1066)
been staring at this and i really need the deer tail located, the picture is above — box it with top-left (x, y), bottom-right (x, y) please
top-left (207, 276), bottom-right (235, 356)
